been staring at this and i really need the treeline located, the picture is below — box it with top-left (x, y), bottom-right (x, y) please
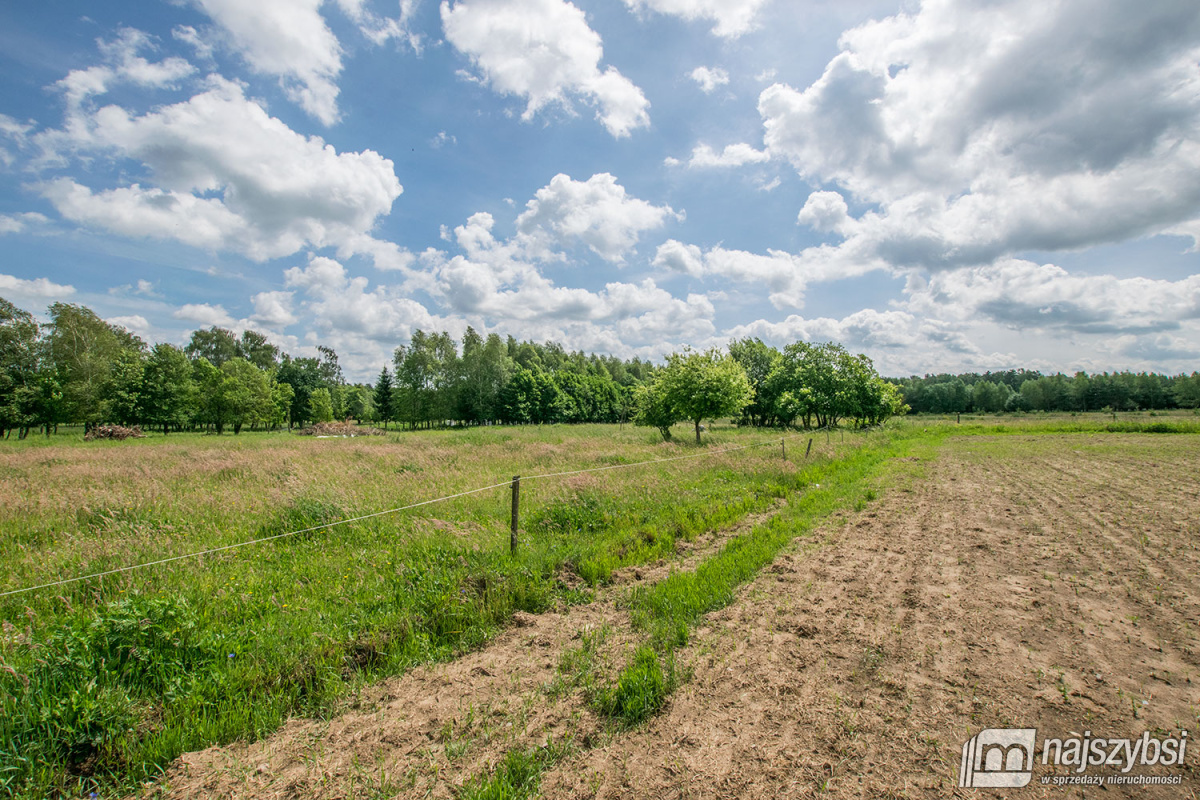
top-left (896, 370), bottom-right (1200, 414)
top-left (374, 328), bottom-right (654, 429)
top-left (1, 295), bottom-right (909, 439)
top-left (0, 297), bottom-right (659, 438)
top-left (377, 335), bottom-right (906, 437)
top-left (0, 298), bottom-right (357, 437)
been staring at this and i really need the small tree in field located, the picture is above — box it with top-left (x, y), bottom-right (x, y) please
top-left (650, 349), bottom-right (753, 444)
top-left (633, 378), bottom-right (679, 440)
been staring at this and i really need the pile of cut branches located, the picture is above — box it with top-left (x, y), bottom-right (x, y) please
top-left (84, 425), bottom-right (146, 441)
top-left (294, 421), bottom-right (385, 437)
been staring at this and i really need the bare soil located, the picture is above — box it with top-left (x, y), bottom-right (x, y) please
top-left (149, 434), bottom-right (1200, 799)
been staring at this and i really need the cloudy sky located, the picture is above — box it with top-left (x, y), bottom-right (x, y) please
top-left (1, 0), bottom-right (1199, 380)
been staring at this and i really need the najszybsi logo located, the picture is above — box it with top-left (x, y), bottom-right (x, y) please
top-left (960, 728), bottom-right (1038, 788)
top-left (959, 728), bottom-right (1189, 789)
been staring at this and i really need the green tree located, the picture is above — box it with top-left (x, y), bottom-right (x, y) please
top-left (1174, 372), bottom-right (1200, 408)
top-left (308, 387), bottom-right (334, 423)
top-left (276, 356), bottom-right (324, 428)
top-left (499, 365), bottom-right (539, 424)
top-left (373, 367), bottom-right (394, 429)
top-left (316, 345), bottom-right (343, 386)
top-left (106, 348), bottom-right (146, 426)
top-left (238, 330), bottom-right (280, 371)
top-left (395, 332), bottom-right (436, 429)
top-left (141, 343), bottom-right (195, 434)
top-left (633, 377), bottom-right (679, 441)
top-left (192, 357), bottom-right (228, 433)
top-left (656, 348), bottom-right (752, 444)
top-left (394, 331), bottom-right (458, 429)
top-left (221, 358), bottom-right (273, 434)
top-left (185, 327), bottom-right (239, 366)
top-left (270, 381), bottom-right (294, 429)
top-left (769, 342), bottom-right (841, 428)
top-left (345, 385), bottom-right (372, 423)
top-left (465, 332), bottom-right (512, 424)
top-left (0, 298), bottom-right (42, 438)
top-left (47, 303), bottom-right (144, 430)
top-left (1019, 378), bottom-right (1047, 411)
top-left (532, 369), bottom-right (565, 424)
top-left (728, 337), bottom-right (782, 427)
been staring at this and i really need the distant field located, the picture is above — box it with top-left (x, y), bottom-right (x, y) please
top-left (1, 415), bottom-right (1196, 798)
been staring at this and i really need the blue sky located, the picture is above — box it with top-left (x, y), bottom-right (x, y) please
top-left (1, 0), bottom-right (1198, 381)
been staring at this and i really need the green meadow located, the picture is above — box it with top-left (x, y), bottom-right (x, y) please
top-left (1, 412), bottom-right (1194, 797)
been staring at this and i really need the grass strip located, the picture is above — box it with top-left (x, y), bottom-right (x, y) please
top-left (595, 427), bottom-right (928, 726)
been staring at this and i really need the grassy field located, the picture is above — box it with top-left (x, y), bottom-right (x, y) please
top-left (0, 420), bottom-right (886, 797)
top-left (1, 412), bottom-right (1196, 798)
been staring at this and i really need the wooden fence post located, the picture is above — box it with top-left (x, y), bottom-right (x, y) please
top-left (510, 475), bottom-right (520, 555)
top-left (805, 438), bottom-right (813, 459)
top-left (781, 438), bottom-right (786, 460)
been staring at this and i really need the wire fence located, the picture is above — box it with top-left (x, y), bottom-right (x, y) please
top-left (0, 427), bottom-right (868, 599)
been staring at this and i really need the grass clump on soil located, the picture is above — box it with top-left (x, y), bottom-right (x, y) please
top-left (459, 740), bottom-right (574, 800)
top-left (594, 645), bottom-right (676, 725)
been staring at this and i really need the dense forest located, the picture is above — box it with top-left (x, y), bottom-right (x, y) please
top-left (895, 370), bottom-right (1200, 414)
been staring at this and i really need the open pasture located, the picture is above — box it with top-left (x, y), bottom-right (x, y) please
top-left (1, 417), bottom-right (1197, 798)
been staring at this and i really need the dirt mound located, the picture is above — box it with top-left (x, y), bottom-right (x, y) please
top-left (83, 424), bottom-right (145, 441)
top-left (294, 421), bottom-right (385, 437)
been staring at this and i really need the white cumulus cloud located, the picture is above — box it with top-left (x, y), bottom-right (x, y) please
top-left (441, 0), bottom-right (651, 137)
top-left (689, 66), bottom-right (729, 93)
top-left (758, 0), bottom-right (1200, 273)
top-left (903, 258), bottom-right (1200, 335)
top-left (37, 77), bottom-right (405, 265)
top-left (653, 240), bottom-right (807, 308)
top-left (515, 173), bottom-right (681, 263)
top-left (56, 28), bottom-right (195, 109)
top-left (173, 302), bottom-right (235, 327)
top-left (0, 212), bottom-right (49, 235)
top-left (250, 290), bottom-right (298, 328)
top-left (797, 190), bottom-right (851, 234)
top-left (190, 0), bottom-right (344, 125)
top-left (0, 273), bottom-right (75, 299)
top-left (686, 142), bottom-right (769, 168)
top-left (106, 315), bottom-right (151, 335)
top-left (723, 308), bottom-right (1006, 377)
